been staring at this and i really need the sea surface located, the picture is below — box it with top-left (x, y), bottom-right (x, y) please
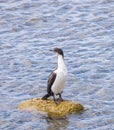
top-left (0, 0), bottom-right (114, 130)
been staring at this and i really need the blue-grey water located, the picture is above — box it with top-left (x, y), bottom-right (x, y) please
top-left (0, 0), bottom-right (114, 129)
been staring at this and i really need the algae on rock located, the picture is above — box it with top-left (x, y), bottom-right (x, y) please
top-left (19, 98), bottom-right (84, 117)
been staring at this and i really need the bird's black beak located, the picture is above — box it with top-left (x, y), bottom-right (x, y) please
top-left (49, 49), bottom-right (55, 52)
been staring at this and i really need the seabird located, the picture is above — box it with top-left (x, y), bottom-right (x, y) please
top-left (42, 48), bottom-right (67, 103)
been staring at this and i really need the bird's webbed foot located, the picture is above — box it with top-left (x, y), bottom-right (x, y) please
top-left (53, 94), bottom-right (64, 104)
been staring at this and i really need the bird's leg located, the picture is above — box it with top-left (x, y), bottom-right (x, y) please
top-left (58, 94), bottom-right (63, 102)
top-left (53, 95), bottom-right (60, 104)
top-left (53, 95), bottom-right (57, 103)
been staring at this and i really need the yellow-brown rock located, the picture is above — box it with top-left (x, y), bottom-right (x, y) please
top-left (18, 98), bottom-right (84, 117)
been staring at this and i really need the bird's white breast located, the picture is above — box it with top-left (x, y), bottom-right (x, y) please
top-left (51, 67), bottom-right (67, 95)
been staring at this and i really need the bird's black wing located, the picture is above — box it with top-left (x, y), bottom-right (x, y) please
top-left (47, 71), bottom-right (56, 95)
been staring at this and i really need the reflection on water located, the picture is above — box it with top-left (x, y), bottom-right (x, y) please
top-left (0, 0), bottom-right (114, 129)
top-left (46, 116), bottom-right (69, 130)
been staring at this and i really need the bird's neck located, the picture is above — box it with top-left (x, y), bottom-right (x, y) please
top-left (57, 55), bottom-right (66, 70)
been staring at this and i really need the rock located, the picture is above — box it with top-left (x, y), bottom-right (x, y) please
top-left (18, 98), bottom-right (84, 117)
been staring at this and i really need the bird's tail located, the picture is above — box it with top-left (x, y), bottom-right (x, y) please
top-left (42, 94), bottom-right (51, 100)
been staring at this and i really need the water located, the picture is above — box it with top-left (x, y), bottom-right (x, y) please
top-left (0, 0), bottom-right (114, 129)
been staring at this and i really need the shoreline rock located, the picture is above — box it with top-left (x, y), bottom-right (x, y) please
top-left (18, 98), bottom-right (84, 117)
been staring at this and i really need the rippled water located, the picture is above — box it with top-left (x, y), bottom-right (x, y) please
top-left (0, 0), bottom-right (114, 129)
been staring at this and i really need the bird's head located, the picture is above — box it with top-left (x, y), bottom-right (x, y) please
top-left (50, 48), bottom-right (64, 57)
